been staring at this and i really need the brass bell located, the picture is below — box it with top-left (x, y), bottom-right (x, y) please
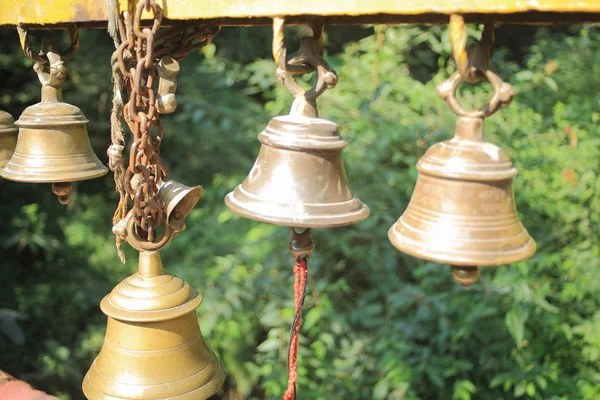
top-left (225, 115), bottom-right (369, 228)
top-left (0, 110), bottom-right (18, 172)
top-left (83, 251), bottom-right (225, 400)
top-left (388, 70), bottom-right (535, 287)
top-left (157, 180), bottom-right (203, 231)
top-left (1, 51), bottom-right (107, 203)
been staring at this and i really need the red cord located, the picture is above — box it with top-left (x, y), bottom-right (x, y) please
top-left (284, 257), bottom-right (308, 400)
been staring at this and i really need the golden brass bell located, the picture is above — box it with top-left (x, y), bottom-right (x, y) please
top-left (225, 115), bottom-right (369, 228)
top-left (388, 70), bottom-right (535, 287)
top-left (83, 251), bottom-right (225, 400)
top-left (1, 51), bottom-right (107, 203)
top-left (0, 110), bottom-right (18, 171)
top-left (157, 180), bottom-right (203, 231)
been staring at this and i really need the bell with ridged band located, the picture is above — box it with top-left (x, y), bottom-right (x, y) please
top-left (388, 68), bottom-right (535, 288)
top-left (0, 110), bottom-right (18, 171)
top-left (83, 251), bottom-right (225, 400)
top-left (1, 51), bottom-right (107, 204)
top-left (225, 36), bottom-right (369, 228)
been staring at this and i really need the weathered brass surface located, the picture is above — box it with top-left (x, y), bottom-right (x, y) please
top-left (226, 115), bottom-right (369, 228)
top-left (2, 0), bottom-right (600, 27)
top-left (388, 67), bottom-right (535, 287)
top-left (0, 51), bottom-right (107, 189)
top-left (83, 251), bottom-right (225, 400)
top-left (156, 180), bottom-right (203, 231)
top-left (0, 111), bottom-right (18, 171)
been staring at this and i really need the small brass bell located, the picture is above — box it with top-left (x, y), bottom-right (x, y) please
top-left (226, 36), bottom-right (368, 228)
top-left (0, 110), bottom-right (18, 171)
top-left (83, 251), bottom-right (225, 400)
top-left (388, 70), bottom-right (535, 288)
top-left (157, 180), bottom-right (203, 231)
top-left (1, 51), bottom-right (107, 203)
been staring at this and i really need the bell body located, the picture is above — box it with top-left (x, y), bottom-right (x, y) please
top-left (83, 252), bottom-right (225, 400)
top-left (1, 100), bottom-right (107, 182)
top-left (226, 115), bottom-right (369, 228)
top-left (388, 117), bottom-right (535, 267)
top-left (0, 111), bottom-right (18, 170)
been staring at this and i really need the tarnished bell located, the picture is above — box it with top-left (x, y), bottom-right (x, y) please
top-left (1, 51), bottom-right (107, 187)
top-left (225, 115), bottom-right (369, 228)
top-left (0, 110), bottom-right (18, 171)
top-left (157, 180), bottom-right (203, 231)
top-left (388, 69), bottom-right (535, 287)
top-left (83, 251), bottom-right (225, 400)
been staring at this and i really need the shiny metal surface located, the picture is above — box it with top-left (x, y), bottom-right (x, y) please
top-left (225, 114), bottom-right (369, 228)
top-left (1, 52), bottom-right (107, 184)
top-left (388, 116), bottom-right (536, 285)
top-left (156, 180), bottom-right (203, 232)
top-left (83, 251), bottom-right (225, 400)
top-left (0, 111), bottom-right (18, 171)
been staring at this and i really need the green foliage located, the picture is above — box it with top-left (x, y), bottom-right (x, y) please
top-left (1, 25), bottom-right (599, 400)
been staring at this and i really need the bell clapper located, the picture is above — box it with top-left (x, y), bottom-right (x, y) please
top-left (52, 182), bottom-right (72, 205)
top-left (451, 265), bottom-right (480, 288)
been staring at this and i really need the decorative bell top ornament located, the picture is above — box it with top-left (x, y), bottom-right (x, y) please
top-left (226, 35), bottom-right (369, 228)
top-left (1, 50), bottom-right (107, 203)
top-left (83, 251), bottom-right (225, 400)
top-left (388, 64), bottom-right (536, 288)
top-left (0, 111), bottom-right (18, 171)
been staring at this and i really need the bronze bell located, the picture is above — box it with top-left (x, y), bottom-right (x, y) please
top-left (0, 110), bottom-right (18, 171)
top-left (1, 51), bottom-right (107, 203)
top-left (225, 115), bottom-right (369, 228)
top-left (157, 180), bottom-right (203, 231)
top-left (83, 251), bottom-right (225, 400)
top-left (388, 70), bottom-right (535, 287)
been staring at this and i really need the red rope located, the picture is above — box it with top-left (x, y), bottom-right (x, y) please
top-left (284, 257), bottom-right (308, 400)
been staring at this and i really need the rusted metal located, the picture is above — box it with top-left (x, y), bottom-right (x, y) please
top-left (83, 251), bottom-right (225, 400)
top-left (2, 1), bottom-right (600, 27)
top-left (388, 51), bottom-right (535, 288)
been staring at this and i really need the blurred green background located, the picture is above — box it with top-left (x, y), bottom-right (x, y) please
top-left (0, 23), bottom-right (599, 400)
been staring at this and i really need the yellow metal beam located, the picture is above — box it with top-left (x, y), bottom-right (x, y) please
top-left (1, 0), bottom-right (600, 27)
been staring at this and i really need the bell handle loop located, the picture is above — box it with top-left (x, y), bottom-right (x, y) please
top-left (436, 68), bottom-right (514, 119)
top-left (289, 228), bottom-right (315, 262)
top-left (124, 211), bottom-right (175, 252)
top-left (272, 17), bottom-right (338, 118)
top-left (17, 24), bottom-right (80, 64)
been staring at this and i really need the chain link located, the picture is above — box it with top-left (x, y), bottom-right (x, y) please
top-left (115, 0), bottom-right (220, 246)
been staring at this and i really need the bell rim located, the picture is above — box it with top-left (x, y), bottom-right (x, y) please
top-left (225, 191), bottom-right (370, 228)
top-left (387, 223), bottom-right (536, 266)
top-left (82, 350), bottom-right (226, 400)
top-left (0, 165), bottom-right (108, 183)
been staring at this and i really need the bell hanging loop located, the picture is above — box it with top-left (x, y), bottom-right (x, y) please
top-left (389, 39), bottom-right (535, 288)
top-left (1, 29), bottom-right (107, 204)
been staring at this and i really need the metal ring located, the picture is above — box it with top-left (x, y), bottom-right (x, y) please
top-left (125, 211), bottom-right (174, 252)
top-left (436, 69), bottom-right (514, 118)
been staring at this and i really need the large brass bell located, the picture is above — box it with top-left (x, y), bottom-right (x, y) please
top-left (0, 110), bottom-right (18, 171)
top-left (226, 36), bottom-right (369, 228)
top-left (388, 69), bottom-right (535, 288)
top-left (1, 51), bottom-right (107, 203)
top-left (83, 251), bottom-right (225, 400)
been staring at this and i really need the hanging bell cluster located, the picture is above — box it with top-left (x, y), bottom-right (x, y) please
top-left (226, 29), bottom-right (369, 229)
top-left (83, 252), bottom-right (225, 400)
top-left (1, 50), bottom-right (107, 203)
top-left (0, 110), bottom-right (18, 171)
top-left (388, 66), bottom-right (536, 287)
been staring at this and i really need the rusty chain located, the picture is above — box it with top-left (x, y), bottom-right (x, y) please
top-left (112, 0), bottom-right (219, 254)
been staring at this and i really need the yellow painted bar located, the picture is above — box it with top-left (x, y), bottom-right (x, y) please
top-left (1, 0), bottom-right (600, 27)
